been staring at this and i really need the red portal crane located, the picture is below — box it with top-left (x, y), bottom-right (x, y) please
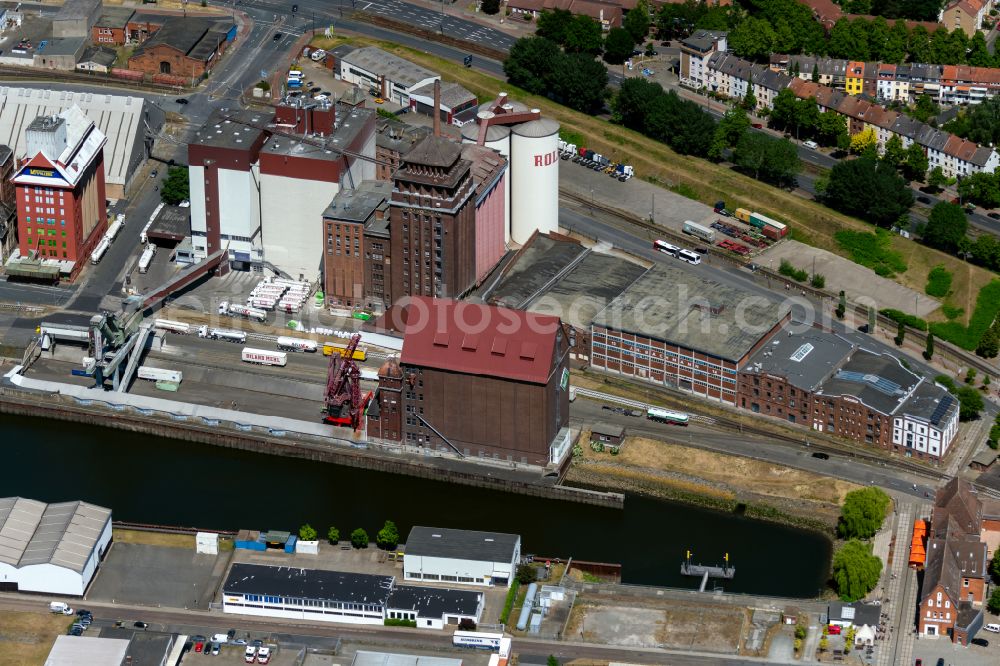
top-left (323, 333), bottom-right (369, 429)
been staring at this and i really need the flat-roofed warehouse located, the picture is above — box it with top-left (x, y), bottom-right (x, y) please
top-left (0, 87), bottom-right (164, 199)
top-left (591, 263), bottom-right (791, 405)
top-left (403, 525), bottom-right (521, 588)
top-left (0, 496), bottom-right (112, 595)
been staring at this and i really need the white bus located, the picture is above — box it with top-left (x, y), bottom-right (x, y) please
top-left (276, 336), bottom-right (317, 353)
top-left (677, 248), bottom-right (701, 265)
top-left (653, 239), bottom-right (679, 257)
top-left (452, 631), bottom-right (503, 650)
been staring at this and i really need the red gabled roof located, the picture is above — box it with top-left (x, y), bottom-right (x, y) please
top-left (399, 296), bottom-right (562, 385)
top-left (23, 153), bottom-right (56, 170)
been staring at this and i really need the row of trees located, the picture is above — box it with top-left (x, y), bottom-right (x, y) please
top-left (822, 156), bottom-right (914, 228)
top-left (298, 520), bottom-right (400, 550)
top-left (943, 97), bottom-right (1000, 151)
top-left (658, 0), bottom-right (992, 66)
top-left (612, 78), bottom-right (717, 157)
top-left (711, 108), bottom-right (801, 185)
top-left (503, 37), bottom-right (608, 113)
top-left (536, 5), bottom-right (652, 66)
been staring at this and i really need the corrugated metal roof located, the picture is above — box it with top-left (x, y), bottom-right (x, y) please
top-left (399, 297), bottom-right (561, 385)
top-left (0, 497), bottom-right (110, 572)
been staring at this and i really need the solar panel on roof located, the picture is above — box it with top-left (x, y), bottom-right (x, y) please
top-left (930, 395), bottom-right (954, 425)
top-left (790, 343), bottom-right (814, 362)
top-left (834, 370), bottom-right (902, 396)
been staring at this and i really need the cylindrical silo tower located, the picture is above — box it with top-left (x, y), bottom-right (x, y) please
top-left (462, 119), bottom-right (512, 243)
top-left (460, 118), bottom-right (512, 157)
top-left (510, 116), bottom-right (559, 245)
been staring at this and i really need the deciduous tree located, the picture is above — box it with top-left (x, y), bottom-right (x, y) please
top-left (604, 27), bottom-right (635, 65)
top-left (536, 9), bottom-right (573, 44)
top-left (503, 37), bottom-right (561, 95)
top-left (161, 166), bottom-right (189, 205)
top-left (623, 0), bottom-right (650, 44)
top-left (824, 157), bottom-right (914, 227)
top-left (957, 385), bottom-right (985, 421)
top-left (550, 53), bottom-right (608, 113)
top-left (564, 15), bottom-right (604, 54)
top-left (728, 17), bottom-right (777, 62)
top-left (733, 132), bottom-right (800, 186)
top-left (902, 143), bottom-right (929, 181)
top-left (299, 524), bottom-right (317, 541)
top-left (350, 527), bottom-right (369, 548)
top-left (480, 0), bottom-right (501, 15)
top-left (838, 487), bottom-right (891, 539)
top-left (850, 127), bottom-right (878, 155)
top-left (376, 520), bottom-right (400, 550)
top-left (833, 540), bottom-right (883, 602)
top-left (327, 526), bottom-right (340, 544)
top-left (923, 202), bottom-right (968, 253)
top-left (881, 135), bottom-right (905, 170)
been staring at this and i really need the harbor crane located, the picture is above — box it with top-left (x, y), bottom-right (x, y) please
top-left (323, 333), bottom-right (371, 429)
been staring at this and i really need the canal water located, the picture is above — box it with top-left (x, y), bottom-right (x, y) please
top-left (4, 414), bottom-right (831, 597)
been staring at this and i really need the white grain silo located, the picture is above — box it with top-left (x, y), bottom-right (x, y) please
top-left (510, 116), bottom-right (559, 245)
top-left (460, 117), bottom-right (512, 157)
top-left (462, 119), bottom-right (512, 243)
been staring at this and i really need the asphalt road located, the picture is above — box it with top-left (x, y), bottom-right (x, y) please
top-left (570, 399), bottom-right (938, 499)
top-left (0, 595), bottom-right (779, 666)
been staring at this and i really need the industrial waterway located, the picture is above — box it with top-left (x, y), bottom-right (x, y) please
top-left (3, 414), bottom-right (832, 598)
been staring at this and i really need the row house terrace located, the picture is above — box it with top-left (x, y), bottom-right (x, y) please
top-left (706, 53), bottom-right (753, 100)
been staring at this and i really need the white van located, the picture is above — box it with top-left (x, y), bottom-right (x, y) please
top-left (310, 49), bottom-right (326, 61)
top-left (803, 140), bottom-right (818, 149)
top-left (287, 70), bottom-right (303, 79)
top-left (986, 623), bottom-right (1000, 633)
top-left (49, 602), bottom-right (73, 614)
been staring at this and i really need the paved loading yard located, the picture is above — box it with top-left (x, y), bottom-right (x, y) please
top-left (88, 543), bottom-right (226, 611)
top-left (565, 598), bottom-right (746, 653)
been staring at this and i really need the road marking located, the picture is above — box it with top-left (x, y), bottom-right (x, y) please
top-left (363, 2), bottom-right (373, 8)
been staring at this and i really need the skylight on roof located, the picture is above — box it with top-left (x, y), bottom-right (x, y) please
top-left (790, 343), bottom-right (814, 362)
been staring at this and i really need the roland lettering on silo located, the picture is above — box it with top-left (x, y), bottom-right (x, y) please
top-left (510, 115), bottom-right (559, 245)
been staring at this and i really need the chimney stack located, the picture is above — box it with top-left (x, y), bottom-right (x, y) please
top-left (433, 79), bottom-right (441, 138)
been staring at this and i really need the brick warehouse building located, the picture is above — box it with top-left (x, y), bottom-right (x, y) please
top-left (389, 136), bottom-right (476, 300)
top-left (738, 327), bottom-right (960, 460)
top-left (127, 17), bottom-right (235, 81)
top-left (590, 263), bottom-right (790, 405)
top-left (12, 106), bottom-right (106, 278)
top-left (377, 297), bottom-right (572, 466)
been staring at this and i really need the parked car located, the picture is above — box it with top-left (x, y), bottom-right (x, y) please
top-left (149, 170), bottom-right (157, 179)
top-left (971, 638), bottom-right (989, 647)
top-left (309, 87), bottom-right (321, 93)
top-left (227, 629), bottom-right (237, 640)
top-left (195, 642), bottom-right (205, 653)
top-left (313, 94), bottom-right (330, 101)
top-left (273, 33), bottom-right (282, 41)
top-left (917, 195), bottom-right (931, 204)
top-left (133, 621), bottom-right (148, 629)
top-left (75, 609), bottom-right (92, 617)
top-left (191, 635), bottom-right (207, 643)
top-left (988, 212), bottom-right (1000, 220)
top-left (257, 646), bottom-right (271, 664)
top-left (292, 3), bottom-right (298, 10)
top-left (803, 140), bottom-right (818, 149)
top-left (751, 123), bottom-right (763, 129)
top-left (69, 627), bottom-right (83, 636)
top-left (374, 98), bottom-right (385, 104)
top-left (245, 646), bottom-right (258, 662)
top-left (175, 98), bottom-right (189, 105)
top-left (212, 643), bottom-right (221, 655)
top-left (811, 452), bottom-right (830, 460)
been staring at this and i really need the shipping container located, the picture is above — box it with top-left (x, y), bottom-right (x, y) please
top-left (749, 211), bottom-right (786, 235)
top-left (734, 208), bottom-right (752, 223)
top-left (241, 347), bottom-right (287, 366)
top-left (452, 631), bottom-right (503, 649)
top-left (682, 220), bottom-right (716, 243)
top-left (155, 381), bottom-right (179, 392)
top-left (322, 342), bottom-right (368, 361)
top-left (137, 366), bottom-right (183, 383)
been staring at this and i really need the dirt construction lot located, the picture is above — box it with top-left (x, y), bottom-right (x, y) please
top-left (566, 599), bottom-right (746, 652)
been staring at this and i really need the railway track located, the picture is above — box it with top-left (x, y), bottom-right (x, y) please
top-left (559, 188), bottom-right (999, 379)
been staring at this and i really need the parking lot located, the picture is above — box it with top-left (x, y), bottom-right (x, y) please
top-left (911, 633), bottom-right (998, 666)
top-left (180, 640), bottom-right (286, 665)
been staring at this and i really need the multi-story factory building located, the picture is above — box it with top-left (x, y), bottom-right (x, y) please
top-left (590, 263), bottom-right (790, 405)
top-left (389, 136), bottom-right (477, 300)
top-left (738, 327), bottom-right (959, 460)
top-left (12, 106), bottom-right (107, 278)
top-left (380, 296), bottom-right (572, 466)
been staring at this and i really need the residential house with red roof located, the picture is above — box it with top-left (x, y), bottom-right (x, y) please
top-left (940, 0), bottom-right (992, 37)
